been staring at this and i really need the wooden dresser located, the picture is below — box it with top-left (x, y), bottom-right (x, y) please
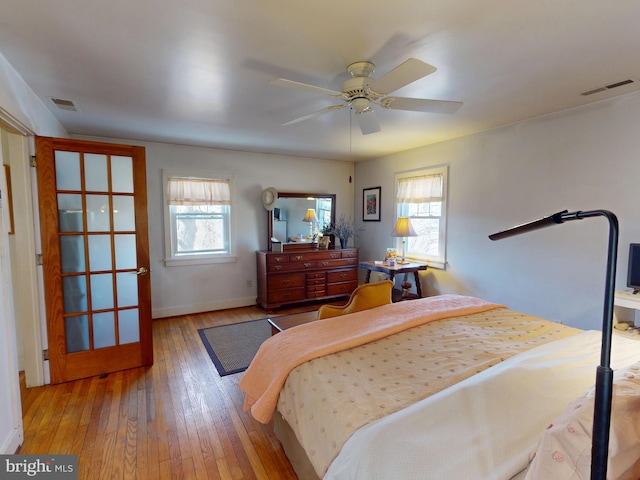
top-left (256, 248), bottom-right (359, 311)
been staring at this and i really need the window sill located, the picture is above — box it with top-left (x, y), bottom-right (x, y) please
top-left (427, 260), bottom-right (446, 270)
top-left (406, 256), bottom-right (446, 270)
top-left (164, 255), bottom-right (237, 267)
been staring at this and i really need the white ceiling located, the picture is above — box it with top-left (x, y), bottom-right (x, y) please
top-left (1, 1), bottom-right (640, 161)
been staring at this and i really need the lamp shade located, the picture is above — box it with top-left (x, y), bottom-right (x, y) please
top-left (302, 209), bottom-right (318, 223)
top-left (391, 217), bottom-right (418, 237)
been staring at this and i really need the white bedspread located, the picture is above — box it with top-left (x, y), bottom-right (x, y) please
top-left (324, 331), bottom-right (640, 480)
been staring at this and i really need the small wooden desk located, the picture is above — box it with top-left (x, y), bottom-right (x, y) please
top-left (359, 260), bottom-right (428, 300)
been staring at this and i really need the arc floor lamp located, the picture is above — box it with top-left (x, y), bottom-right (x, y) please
top-left (489, 209), bottom-right (618, 480)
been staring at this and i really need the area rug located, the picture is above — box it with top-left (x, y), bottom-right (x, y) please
top-left (198, 319), bottom-right (272, 376)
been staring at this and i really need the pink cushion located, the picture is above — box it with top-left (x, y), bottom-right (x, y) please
top-left (526, 361), bottom-right (640, 480)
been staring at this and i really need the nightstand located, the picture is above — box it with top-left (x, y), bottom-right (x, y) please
top-left (613, 290), bottom-right (640, 338)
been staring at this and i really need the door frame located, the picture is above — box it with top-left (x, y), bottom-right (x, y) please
top-left (0, 120), bottom-right (46, 388)
top-left (0, 122), bottom-right (30, 453)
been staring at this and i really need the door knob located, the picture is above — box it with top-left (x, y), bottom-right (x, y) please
top-left (136, 267), bottom-right (149, 276)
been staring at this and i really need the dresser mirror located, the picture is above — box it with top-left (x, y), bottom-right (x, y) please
top-left (268, 192), bottom-right (336, 251)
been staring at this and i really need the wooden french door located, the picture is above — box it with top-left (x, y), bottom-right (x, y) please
top-left (36, 137), bottom-right (152, 383)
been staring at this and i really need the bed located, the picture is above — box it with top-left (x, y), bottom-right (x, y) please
top-left (239, 294), bottom-right (640, 480)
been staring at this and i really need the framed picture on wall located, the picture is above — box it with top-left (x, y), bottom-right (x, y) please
top-left (363, 186), bottom-right (381, 222)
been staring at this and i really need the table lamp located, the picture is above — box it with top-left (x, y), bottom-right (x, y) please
top-left (302, 208), bottom-right (318, 238)
top-left (391, 217), bottom-right (418, 264)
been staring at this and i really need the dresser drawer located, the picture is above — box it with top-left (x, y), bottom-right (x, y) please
top-left (288, 252), bottom-right (318, 262)
top-left (267, 254), bottom-right (289, 264)
top-left (267, 288), bottom-right (306, 304)
top-left (268, 260), bottom-right (317, 273)
top-left (306, 277), bottom-right (325, 286)
top-left (327, 280), bottom-right (358, 296)
top-left (341, 249), bottom-right (358, 258)
top-left (312, 250), bottom-right (343, 260)
top-left (318, 258), bottom-right (357, 269)
top-left (267, 273), bottom-right (305, 290)
top-left (307, 271), bottom-right (326, 280)
top-left (307, 289), bottom-right (327, 298)
top-left (327, 268), bottom-right (358, 283)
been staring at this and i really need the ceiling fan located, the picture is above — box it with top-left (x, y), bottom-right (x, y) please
top-left (270, 58), bottom-right (463, 135)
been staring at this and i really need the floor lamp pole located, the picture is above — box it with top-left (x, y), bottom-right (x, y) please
top-left (489, 209), bottom-right (618, 480)
top-left (590, 209), bottom-right (618, 480)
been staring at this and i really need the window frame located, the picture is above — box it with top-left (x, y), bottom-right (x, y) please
top-left (394, 165), bottom-right (448, 269)
top-left (162, 169), bottom-right (237, 267)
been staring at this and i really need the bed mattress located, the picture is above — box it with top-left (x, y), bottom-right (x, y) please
top-left (276, 305), bottom-right (580, 477)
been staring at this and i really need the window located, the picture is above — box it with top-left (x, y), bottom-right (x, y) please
top-left (316, 197), bottom-right (332, 234)
top-left (163, 170), bottom-right (235, 266)
top-left (395, 165), bottom-right (448, 268)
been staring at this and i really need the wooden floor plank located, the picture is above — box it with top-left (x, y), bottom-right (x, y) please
top-left (18, 304), bottom-right (317, 479)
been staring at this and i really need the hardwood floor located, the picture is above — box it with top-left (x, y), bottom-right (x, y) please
top-left (18, 304), bottom-right (319, 479)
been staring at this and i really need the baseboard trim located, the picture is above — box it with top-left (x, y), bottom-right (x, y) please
top-left (152, 296), bottom-right (257, 319)
top-left (1, 427), bottom-right (23, 454)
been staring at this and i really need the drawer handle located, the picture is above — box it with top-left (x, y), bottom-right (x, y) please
top-left (304, 262), bottom-right (312, 268)
top-left (274, 265), bottom-right (282, 270)
top-left (340, 273), bottom-right (346, 279)
top-left (283, 293), bottom-right (291, 298)
top-left (275, 256), bottom-right (284, 262)
top-left (282, 280), bottom-right (290, 285)
top-left (330, 253), bottom-right (338, 258)
top-left (322, 261), bottom-right (329, 266)
top-left (295, 255), bottom-right (303, 260)
top-left (348, 259), bottom-right (355, 264)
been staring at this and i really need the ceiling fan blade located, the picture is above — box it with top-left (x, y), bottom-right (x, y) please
top-left (383, 97), bottom-right (463, 114)
top-left (355, 109), bottom-right (381, 135)
top-left (270, 78), bottom-right (343, 97)
top-left (282, 104), bottom-right (346, 126)
top-left (368, 58), bottom-right (437, 95)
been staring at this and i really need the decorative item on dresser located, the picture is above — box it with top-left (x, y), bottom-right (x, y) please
top-left (256, 247), bottom-right (359, 311)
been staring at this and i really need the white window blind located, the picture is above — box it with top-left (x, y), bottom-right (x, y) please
top-left (167, 177), bottom-right (231, 206)
top-left (396, 174), bottom-right (443, 203)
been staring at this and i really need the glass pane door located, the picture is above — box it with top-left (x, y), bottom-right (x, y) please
top-left (57, 151), bottom-right (140, 352)
top-left (37, 136), bottom-right (152, 383)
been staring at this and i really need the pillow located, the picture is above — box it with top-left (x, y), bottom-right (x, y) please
top-left (525, 361), bottom-right (640, 480)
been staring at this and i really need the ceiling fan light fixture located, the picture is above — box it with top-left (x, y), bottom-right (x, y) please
top-left (352, 97), bottom-right (370, 112)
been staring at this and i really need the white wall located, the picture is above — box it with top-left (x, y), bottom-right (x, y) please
top-left (355, 92), bottom-right (640, 330)
top-left (76, 137), bottom-right (355, 318)
top-left (0, 52), bottom-right (67, 137)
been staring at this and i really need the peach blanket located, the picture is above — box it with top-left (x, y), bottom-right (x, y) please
top-left (239, 294), bottom-right (504, 423)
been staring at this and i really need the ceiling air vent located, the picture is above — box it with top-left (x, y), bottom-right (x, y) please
top-left (581, 79), bottom-right (637, 96)
top-left (49, 97), bottom-right (78, 111)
